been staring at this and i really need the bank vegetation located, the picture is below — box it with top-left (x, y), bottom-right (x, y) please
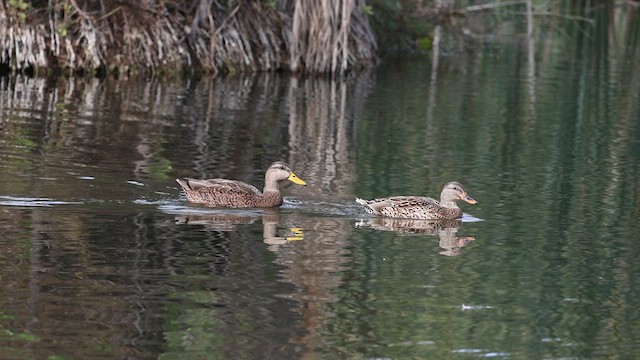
top-left (0, 0), bottom-right (637, 76)
top-left (0, 0), bottom-right (377, 76)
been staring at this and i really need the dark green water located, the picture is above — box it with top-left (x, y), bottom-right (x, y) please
top-left (1, 33), bottom-right (640, 359)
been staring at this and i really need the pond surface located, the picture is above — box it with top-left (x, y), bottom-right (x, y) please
top-left (1, 32), bottom-right (640, 359)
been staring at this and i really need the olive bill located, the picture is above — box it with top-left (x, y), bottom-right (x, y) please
top-left (461, 192), bottom-right (477, 204)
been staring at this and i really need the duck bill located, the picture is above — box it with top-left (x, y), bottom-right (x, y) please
top-left (287, 173), bottom-right (307, 186)
top-left (461, 192), bottom-right (477, 204)
top-left (286, 227), bottom-right (304, 241)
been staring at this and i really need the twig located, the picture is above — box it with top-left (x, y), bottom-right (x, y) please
top-left (68, 0), bottom-right (94, 22)
top-left (531, 11), bottom-right (596, 24)
top-left (214, 4), bottom-right (241, 35)
top-left (459, 0), bottom-right (527, 13)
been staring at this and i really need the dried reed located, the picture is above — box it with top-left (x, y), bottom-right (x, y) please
top-left (0, 0), bottom-right (377, 75)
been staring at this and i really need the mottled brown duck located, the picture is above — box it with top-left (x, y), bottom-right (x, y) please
top-left (355, 182), bottom-right (477, 220)
top-left (176, 161), bottom-right (306, 208)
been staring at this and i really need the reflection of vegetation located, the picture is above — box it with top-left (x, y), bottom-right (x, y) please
top-left (2, 328), bottom-right (40, 342)
top-left (161, 292), bottom-right (225, 360)
top-left (10, 136), bottom-right (37, 148)
top-left (342, 6), bottom-right (640, 359)
top-left (48, 356), bottom-right (72, 360)
top-left (145, 157), bottom-right (173, 179)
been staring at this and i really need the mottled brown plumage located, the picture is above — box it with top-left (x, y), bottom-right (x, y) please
top-left (176, 161), bottom-right (306, 208)
top-left (356, 182), bottom-right (477, 220)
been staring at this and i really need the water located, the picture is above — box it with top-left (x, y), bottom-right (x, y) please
top-left (1, 32), bottom-right (640, 359)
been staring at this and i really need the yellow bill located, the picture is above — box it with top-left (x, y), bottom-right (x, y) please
top-left (287, 172), bottom-right (307, 186)
top-left (286, 227), bottom-right (304, 241)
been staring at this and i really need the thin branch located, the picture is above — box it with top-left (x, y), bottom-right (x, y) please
top-left (531, 11), bottom-right (596, 23)
top-left (458, 0), bottom-right (527, 13)
top-left (68, 0), bottom-right (94, 22)
top-left (214, 4), bottom-right (241, 35)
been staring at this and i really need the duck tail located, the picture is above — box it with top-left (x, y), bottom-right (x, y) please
top-left (176, 178), bottom-right (191, 190)
top-left (356, 197), bottom-right (377, 215)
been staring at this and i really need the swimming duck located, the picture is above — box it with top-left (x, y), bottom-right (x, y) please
top-left (355, 182), bottom-right (477, 220)
top-left (176, 161), bottom-right (306, 208)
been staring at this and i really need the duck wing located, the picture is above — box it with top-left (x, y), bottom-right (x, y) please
top-left (357, 196), bottom-right (436, 212)
top-left (357, 196), bottom-right (449, 219)
top-left (176, 178), bottom-right (266, 207)
top-left (178, 178), bottom-right (262, 196)
top-left (384, 196), bottom-right (439, 207)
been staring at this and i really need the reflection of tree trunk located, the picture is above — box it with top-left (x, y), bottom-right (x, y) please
top-left (601, 34), bottom-right (640, 225)
top-left (267, 217), bottom-right (353, 359)
top-left (426, 24), bottom-right (441, 125)
top-left (287, 74), bottom-right (372, 198)
top-left (171, 211), bottom-right (352, 357)
top-left (192, 80), bottom-right (215, 179)
top-left (26, 210), bottom-right (45, 342)
top-left (5, 207), bottom-right (156, 359)
top-left (525, 0), bottom-right (536, 117)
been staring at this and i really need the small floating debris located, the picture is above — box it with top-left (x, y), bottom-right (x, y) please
top-left (541, 338), bottom-right (563, 343)
top-left (452, 349), bottom-right (510, 358)
top-left (78, 176), bottom-right (95, 180)
top-left (452, 348), bottom-right (485, 353)
top-left (563, 298), bottom-right (579, 303)
top-left (127, 180), bottom-right (145, 186)
top-left (461, 304), bottom-right (495, 310)
top-left (388, 340), bottom-right (435, 347)
top-left (480, 352), bottom-right (510, 357)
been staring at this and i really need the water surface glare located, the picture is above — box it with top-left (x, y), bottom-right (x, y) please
top-left (1, 37), bottom-right (640, 359)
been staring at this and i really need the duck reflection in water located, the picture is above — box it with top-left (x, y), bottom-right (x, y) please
top-left (175, 210), bottom-right (304, 248)
top-left (356, 218), bottom-right (475, 256)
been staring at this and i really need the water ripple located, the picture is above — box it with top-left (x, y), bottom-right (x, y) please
top-left (0, 196), bottom-right (82, 207)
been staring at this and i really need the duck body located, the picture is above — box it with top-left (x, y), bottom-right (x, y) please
top-left (356, 182), bottom-right (477, 220)
top-left (176, 161), bottom-right (306, 208)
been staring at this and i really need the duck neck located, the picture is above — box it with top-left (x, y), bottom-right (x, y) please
top-left (263, 177), bottom-right (280, 194)
top-left (439, 198), bottom-right (459, 209)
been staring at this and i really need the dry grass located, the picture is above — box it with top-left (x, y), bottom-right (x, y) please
top-left (0, 0), bottom-right (377, 75)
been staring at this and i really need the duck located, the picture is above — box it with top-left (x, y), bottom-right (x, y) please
top-left (176, 161), bottom-right (306, 208)
top-left (355, 182), bottom-right (477, 220)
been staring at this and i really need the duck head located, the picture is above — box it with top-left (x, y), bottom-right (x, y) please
top-left (266, 161), bottom-right (307, 186)
top-left (441, 182), bottom-right (477, 205)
